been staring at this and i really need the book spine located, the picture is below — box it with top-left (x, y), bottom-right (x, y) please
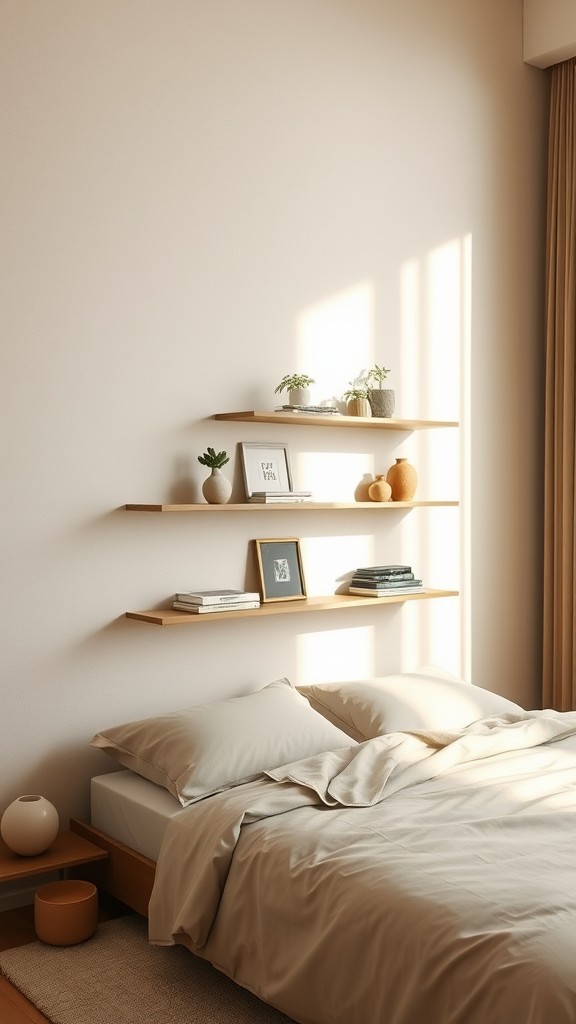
top-left (353, 571), bottom-right (413, 578)
top-left (173, 601), bottom-right (261, 613)
top-left (352, 569), bottom-right (409, 577)
top-left (348, 586), bottom-right (424, 597)
top-left (351, 574), bottom-right (416, 584)
top-left (175, 593), bottom-right (260, 605)
top-left (350, 579), bottom-right (421, 589)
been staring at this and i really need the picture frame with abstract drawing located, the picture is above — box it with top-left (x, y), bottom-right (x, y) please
top-left (254, 538), bottom-right (307, 602)
top-left (240, 442), bottom-right (293, 498)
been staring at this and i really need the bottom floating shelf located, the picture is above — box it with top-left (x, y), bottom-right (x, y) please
top-left (126, 589), bottom-right (459, 626)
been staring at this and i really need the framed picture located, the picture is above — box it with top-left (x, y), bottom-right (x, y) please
top-left (255, 538), bottom-right (307, 603)
top-left (240, 442), bottom-right (293, 498)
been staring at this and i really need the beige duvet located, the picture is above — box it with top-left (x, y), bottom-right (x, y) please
top-left (149, 711), bottom-right (576, 1024)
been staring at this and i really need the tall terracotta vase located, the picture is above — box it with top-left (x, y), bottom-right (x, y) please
top-left (386, 458), bottom-right (417, 501)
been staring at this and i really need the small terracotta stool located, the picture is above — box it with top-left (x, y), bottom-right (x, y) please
top-left (34, 879), bottom-right (98, 945)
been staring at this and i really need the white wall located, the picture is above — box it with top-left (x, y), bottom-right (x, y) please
top-left (1, 0), bottom-right (548, 829)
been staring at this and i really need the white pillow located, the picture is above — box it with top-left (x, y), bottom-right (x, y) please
top-left (298, 667), bottom-right (524, 742)
top-left (90, 677), bottom-right (355, 806)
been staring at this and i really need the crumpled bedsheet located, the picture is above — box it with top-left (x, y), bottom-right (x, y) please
top-left (148, 710), bottom-right (576, 1024)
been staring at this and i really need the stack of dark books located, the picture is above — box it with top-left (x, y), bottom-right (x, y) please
top-left (348, 565), bottom-right (424, 598)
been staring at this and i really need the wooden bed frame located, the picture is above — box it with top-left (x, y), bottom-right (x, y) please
top-left (70, 818), bottom-right (155, 917)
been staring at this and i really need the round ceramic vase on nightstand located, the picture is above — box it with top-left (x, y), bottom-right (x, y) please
top-left (0, 795), bottom-right (59, 856)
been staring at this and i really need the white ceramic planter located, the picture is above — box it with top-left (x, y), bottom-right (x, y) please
top-left (288, 387), bottom-right (311, 407)
top-left (202, 467), bottom-right (232, 504)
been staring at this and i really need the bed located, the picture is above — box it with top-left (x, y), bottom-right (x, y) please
top-left (78, 672), bottom-right (576, 1024)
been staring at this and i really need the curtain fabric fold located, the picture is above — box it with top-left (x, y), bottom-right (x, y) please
top-left (543, 59), bottom-right (576, 709)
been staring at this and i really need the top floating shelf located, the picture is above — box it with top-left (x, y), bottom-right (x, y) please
top-left (213, 410), bottom-right (458, 430)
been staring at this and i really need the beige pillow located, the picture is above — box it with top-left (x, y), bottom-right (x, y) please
top-left (298, 667), bottom-right (524, 742)
top-left (91, 677), bottom-right (355, 806)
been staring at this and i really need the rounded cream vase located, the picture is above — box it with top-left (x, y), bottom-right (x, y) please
top-left (202, 467), bottom-right (232, 504)
top-left (1, 795), bottom-right (59, 856)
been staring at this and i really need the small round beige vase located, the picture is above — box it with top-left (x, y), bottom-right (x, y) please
top-left (386, 458), bottom-right (418, 501)
top-left (0, 795), bottom-right (59, 856)
top-left (368, 475), bottom-right (392, 502)
top-left (202, 467), bottom-right (232, 504)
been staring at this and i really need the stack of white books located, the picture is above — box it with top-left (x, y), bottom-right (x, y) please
top-left (248, 490), bottom-right (312, 504)
top-left (172, 589), bottom-right (261, 613)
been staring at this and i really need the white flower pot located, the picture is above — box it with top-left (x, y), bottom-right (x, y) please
top-left (288, 387), bottom-right (311, 407)
top-left (202, 467), bottom-right (232, 504)
top-left (1, 795), bottom-right (59, 856)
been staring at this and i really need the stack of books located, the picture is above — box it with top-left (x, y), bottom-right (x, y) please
top-left (348, 565), bottom-right (424, 598)
top-left (172, 589), bottom-right (261, 613)
top-left (276, 405), bottom-right (339, 415)
top-left (249, 491), bottom-right (312, 504)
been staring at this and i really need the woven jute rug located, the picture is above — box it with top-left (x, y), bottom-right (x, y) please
top-left (0, 914), bottom-right (296, 1024)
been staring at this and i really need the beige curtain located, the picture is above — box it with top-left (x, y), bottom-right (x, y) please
top-left (543, 59), bottom-right (576, 709)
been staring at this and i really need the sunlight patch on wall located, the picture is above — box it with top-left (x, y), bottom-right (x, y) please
top-left (295, 281), bottom-right (375, 404)
top-left (289, 235), bottom-right (470, 682)
top-left (399, 233), bottom-right (471, 680)
top-left (300, 535), bottom-right (376, 597)
top-left (293, 450), bottom-right (376, 501)
top-left (297, 625), bottom-right (376, 684)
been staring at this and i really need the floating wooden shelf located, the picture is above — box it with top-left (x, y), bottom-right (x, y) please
top-left (125, 501), bottom-right (458, 512)
top-left (126, 590), bottom-right (459, 625)
top-left (213, 410), bottom-right (458, 430)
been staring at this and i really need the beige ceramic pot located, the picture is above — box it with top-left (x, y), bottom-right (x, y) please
top-left (368, 475), bottom-right (393, 501)
top-left (347, 398), bottom-right (372, 417)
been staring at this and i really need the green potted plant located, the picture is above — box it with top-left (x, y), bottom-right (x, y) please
top-left (197, 447), bottom-right (232, 504)
top-left (364, 364), bottom-right (395, 418)
top-left (274, 373), bottom-right (316, 408)
top-left (342, 383), bottom-right (372, 418)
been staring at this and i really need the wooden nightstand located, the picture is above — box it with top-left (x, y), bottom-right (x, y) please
top-left (0, 831), bottom-right (108, 885)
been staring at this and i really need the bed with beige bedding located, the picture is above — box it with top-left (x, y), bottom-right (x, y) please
top-left (89, 672), bottom-right (576, 1024)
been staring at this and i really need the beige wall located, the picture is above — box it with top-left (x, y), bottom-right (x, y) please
top-left (524, 0), bottom-right (576, 67)
top-left (1, 0), bottom-right (548, 830)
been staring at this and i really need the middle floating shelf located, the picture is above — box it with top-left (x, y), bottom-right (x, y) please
top-left (125, 501), bottom-right (458, 512)
top-left (126, 589), bottom-right (459, 626)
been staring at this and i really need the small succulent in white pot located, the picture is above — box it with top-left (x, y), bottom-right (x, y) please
top-left (274, 373), bottom-right (316, 407)
top-left (198, 447), bottom-right (232, 504)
